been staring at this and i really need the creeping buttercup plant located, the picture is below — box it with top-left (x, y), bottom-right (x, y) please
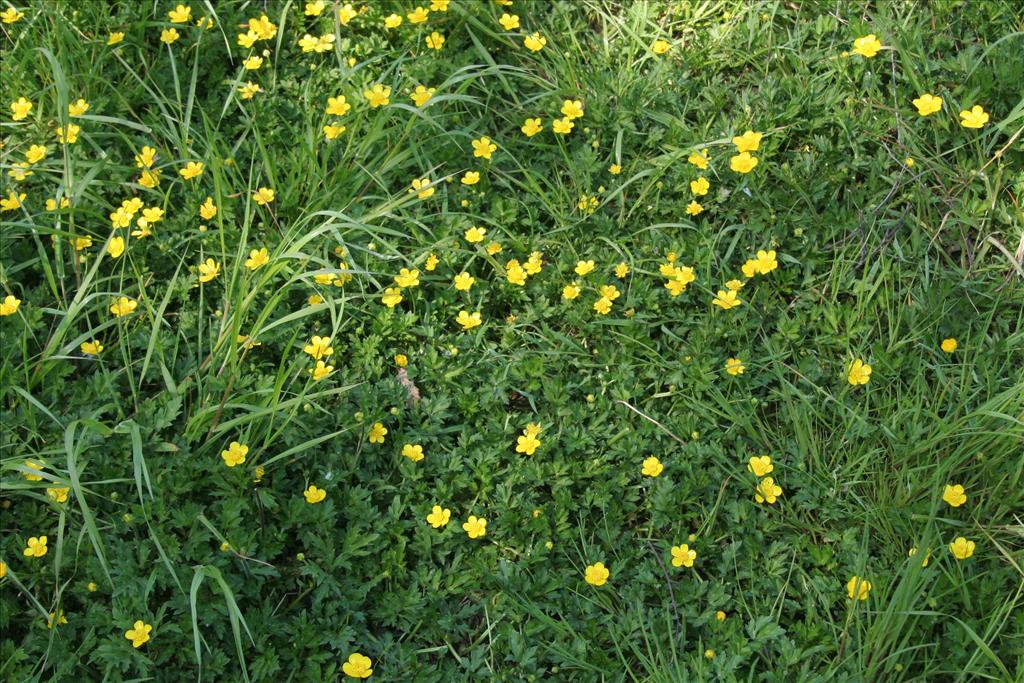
top-left (1, 1), bottom-right (1022, 681)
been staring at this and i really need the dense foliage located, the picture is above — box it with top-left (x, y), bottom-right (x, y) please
top-left (1, 1), bottom-right (1022, 681)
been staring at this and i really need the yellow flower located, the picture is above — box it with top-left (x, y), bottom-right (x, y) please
top-left (303, 485), bottom-right (327, 504)
top-left (959, 105), bottom-right (989, 129)
top-left (243, 247), bottom-right (268, 271)
top-left (426, 505), bottom-right (451, 528)
top-left (711, 289), bottom-right (741, 309)
top-left (584, 562), bottom-right (609, 586)
top-left (499, 13), bottom-right (519, 30)
top-left (221, 441), bottom-right (248, 467)
top-left (56, 123), bottom-right (80, 144)
top-left (1, 7), bottom-right (24, 23)
top-left (559, 101), bottom-right (583, 121)
top-left (342, 652), bottom-right (373, 678)
top-left (239, 82), bottom-right (262, 99)
top-left (608, 163), bottom-right (622, 175)
top-left (574, 260), bottom-right (595, 276)
top-left (68, 98), bottom-right (90, 116)
top-left (10, 97), bottom-right (33, 121)
top-left (461, 171), bottom-right (480, 185)
top-left (1, 191), bottom-right (25, 212)
top-left (425, 31), bottom-right (445, 50)
top-left (562, 283), bottom-right (581, 300)
top-left (22, 460), bottom-right (44, 480)
top-left (125, 620), bottom-right (153, 648)
top-left (716, 610), bottom-right (726, 621)
top-left (847, 576), bottom-right (871, 600)
top-left (941, 338), bottom-right (957, 353)
top-left (912, 93), bottom-right (943, 117)
top-left (600, 284), bottom-right (620, 301)
top-left (338, 3), bottom-right (357, 24)
top-left (688, 149), bottom-right (709, 169)
top-left (521, 117), bottom-right (543, 137)
top-left (168, 4), bottom-right (192, 22)
top-left (179, 161), bottom-right (204, 179)
top-left (424, 254), bottom-right (440, 271)
top-left (690, 177), bottom-right (710, 196)
top-left (593, 297), bottom-right (612, 315)
top-left (725, 358), bottom-right (745, 376)
top-left (464, 226), bottom-right (486, 243)
top-left (552, 117), bottom-right (574, 135)
top-left (401, 444), bottom-right (425, 462)
top-left (324, 123), bottom-right (347, 140)
top-left (160, 28), bottom-right (180, 44)
top-left (453, 272), bottom-right (475, 291)
top-left (685, 200), bottom-right (703, 216)
top-left (523, 32), bottom-right (546, 51)
top-left (732, 130), bottom-right (763, 152)
top-left (47, 610), bottom-right (68, 629)
top-left (463, 515), bottom-right (487, 539)
top-left (942, 484), bottom-right (967, 507)
top-left (651, 39), bottom-right (670, 54)
top-left (381, 288), bottom-right (403, 308)
top-left (407, 6), bottom-right (429, 23)
top-left (472, 136), bottom-right (497, 160)
top-left (81, 340), bottom-right (104, 355)
top-left (430, 0), bottom-right (450, 10)
top-left (369, 422), bottom-right (388, 444)
top-left (614, 262), bottom-right (630, 278)
top-left (754, 249), bottom-right (778, 274)
top-left (303, 335), bottom-right (334, 360)
top-left (46, 487), bottom-right (70, 503)
top-left (107, 32), bottom-right (125, 45)
top-left (198, 258), bottom-right (220, 283)
top-left (305, 1), bottom-right (326, 16)
top-left (253, 187), bottom-right (275, 205)
top-left (364, 84), bottom-right (391, 108)
top-left (949, 537), bottom-right (975, 560)
top-left (852, 34), bottom-right (882, 58)
top-left (456, 310), bottom-right (482, 330)
top-left (641, 456), bottom-right (663, 477)
top-left (486, 242), bottom-right (503, 255)
top-left (242, 55), bottom-right (263, 70)
top-left (25, 145), bottom-right (46, 164)
top-left (909, 546), bottom-right (931, 567)
top-left (24, 535), bottom-right (48, 558)
top-left (394, 268), bottom-right (420, 288)
top-left (384, 13), bottom-right (402, 28)
top-left (110, 297), bottom-right (137, 317)
top-left (847, 359), bottom-right (872, 386)
top-left (394, 354), bottom-right (408, 367)
top-left (747, 455), bottom-right (773, 477)
top-left (309, 360), bottom-right (334, 380)
top-left (410, 177), bottom-right (434, 199)
top-left (516, 432), bottom-right (541, 455)
top-left (411, 85), bottom-right (435, 107)
top-left (730, 152), bottom-right (758, 173)
top-left (671, 544), bottom-right (696, 567)
top-left (200, 197), bottom-right (218, 220)
top-left (755, 477), bottom-right (782, 504)
top-left (107, 236), bottom-right (125, 259)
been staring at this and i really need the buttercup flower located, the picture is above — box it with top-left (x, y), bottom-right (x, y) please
top-left (456, 310), bottom-right (482, 330)
top-left (384, 13), bottom-right (402, 28)
top-left (461, 171), bottom-right (480, 185)
top-left (221, 441), bottom-right (248, 467)
top-left (747, 455), bottom-right (773, 476)
top-left (81, 340), bottom-right (104, 355)
top-left (309, 360), bottom-right (334, 381)
top-left (10, 97), bottom-right (33, 121)
top-left (949, 537), bottom-right (975, 560)
top-left (381, 288), bottom-right (403, 307)
top-left (712, 289), bottom-right (741, 309)
top-left (326, 96), bottom-right (351, 117)
top-left (364, 84), bottom-right (391, 108)
top-left (847, 576), bottom-right (871, 600)
top-left (427, 505), bottom-right (451, 528)
top-left (912, 93), bottom-right (943, 116)
top-left (304, 336), bottom-right (334, 360)
top-left (125, 620), bottom-right (153, 648)
top-left (755, 477), bottom-right (782, 504)
top-left (304, 485), bottom-right (327, 504)
top-left (852, 34), bottom-right (882, 58)
top-left (394, 268), bottom-right (420, 288)
top-left (160, 28), bottom-right (180, 44)
top-left (239, 82), bottom-right (262, 99)
top-left (652, 39), bottom-right (670, 54)
top-left (1, 7), bottom-right (24, 23)
top-left (199, 197), bottom-right (218, 219)
top-left (959, 105), bottom-right (989, 129)
top-left (411, 86), bottom-right (435, 107)
top-left (110, 297), bottom-right (137, 317)
top-left (524, 33), bottom-right (546, 52)
top-left (725, 358), bottom-right (745, 376)
top-left (463, 515), bottom-right (487, 538)
top-left (253, 187), bottom-right (275, 205)
top-left (499, 13), bottom-right (519, 30)
top-left (425, 31), bottom-right (445, 50)
top-left (941, 338), bottom-right (957, 353)
top-left (179, 162), bottom-right (204, 179)
top-left (641, 456), bottom-right (664, 477)
top-left (338, 3), bottom-right (357, 24)
top-left (732, 130), bottom-right (763, 152)
top-left (942, 484), bottom-right (967, 507)
top-left (407, 6), bottom-right (429, 23)
top-left (369, 422), bottom-right (387, 444)
top-left (847, 359), bottom-right (872, 385)
top-left (671, 544), bottom-right (696, 567)
top-left (690, 177), bottom-right (710, 196)
top-left (1, 192), bottom-right (26, 212)
top-left (552, 117), bottom-right (574, 135)
top-left (574, 260), bottom-right (595, 276)
top-left (68, 98), bottom-right (90, 116)
top-left (107, 237), bottom-right (125, 258)
top-left (472, 136), bottom-right (497, 159)
top-left (730, 152), bottom-right (759, 173)
top-left (245, 248), bottom-right (269, 270)
top-left (521, 117), bottom-right (543, 136)
top-left (688, 149), bottom-right (709, 169)
top-left (453, 272), bottom-right (475, 291)
top-left (23, 536), bottom-right (48, 558)
top-left (305, 1), bottom-right (326, 16)
top-left (516, 432), bottom-right (541, 455)
top-left (584, 562), bottom-right (609, 586)
top-left (0, 294), bottom-right (21, 315)
top-left (197, 258), bottom-right (220, 283)
top-left (410, 177), bottom-right (434, 199)
top-left (168, 4), bottom-right (191, 22)
top-left (615, 262), bottom-right (630, 277)
top-left (108, 32), bottom-right (125, 45)
top-left (402, 444), bottom-right (425, 462)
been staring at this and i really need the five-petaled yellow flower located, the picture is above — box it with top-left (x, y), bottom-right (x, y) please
top-left (369, 422), bottom-right (388, 444)
top-left (402, 444), bottom-right (425, 462)
top-left (852, 34), bottom-right (882, 58)
top-left (521, 117), bottom-right (543, 137)
top-left (941, 338), bottom-right (957, 353)
top-left (712, 289), bottom-right (742, 310)
top-left (245, 248), bottom-right (269, 270)
top-left (456, 310), bottom-right (482, 330)
top-left (949, 536), bottom-right (975, 560)
top-left (23, 535), bottom-right (48, 558)
top-left (110, 297), bottom-right (138, 317)
top-left (747, 455), bottom-right (773, 477)
top-left (671, 544), bottom-right (696, 568)
top-left (364, 84), bottom-right (391, 108)
top-left (499, 13), bottom-right (519, 30)
top-left (411, 85), bottom-right (435, 107)
top-left (303, 485), bottom-right (327, 504)
top-left (221, 441), bottom-right (248, 467)
top-left (847, 576), bottom-right (871, 600)
top-left (524, 33), bottom-right (546, 51)
top-left (959, 105), bottom-right (989, 129)
top-left (641, 456), bottom-right (664, 477)
top-left (426, 505), bottom-right (451, 528)
top-left (463, 515), bottom-right (487, 538)
top-left (725, 358), bottom-right (745, 375)
top-left (304, 336), bottom-right (334, 360)
top-left (730, 152), bottom-right (759, 174)
top-left (425, 31), bottom-right (445, 50)
top-left (253, 187), bottom-right (275, 205)
top-left (755, 477), bottom-right (782, 504)
top-left (652, 39), bottom-right (670, 55)
top-left (942, 484), bottom-right (967, 507)
top-left (584, 562), bottom-right (609, 586)
top-left (125, 620), bottom-right (153, 648)
top-left (342, 652), bottom-right (373, 678)
top-left (472, 136), bottom-right (497, 159)
top-left (847, 359), bottom-right (872, 385)
top-left (912, 93), bottom-right (943, 116)
top-left (197, 258), bottom-right (220, 283)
